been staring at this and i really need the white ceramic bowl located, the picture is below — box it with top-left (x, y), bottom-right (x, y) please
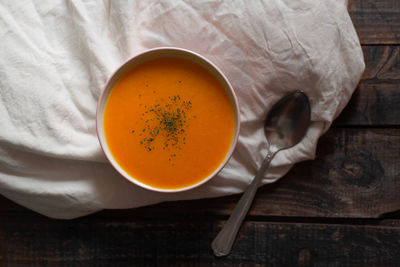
top-left (96, 47), bottom-right (240, 192)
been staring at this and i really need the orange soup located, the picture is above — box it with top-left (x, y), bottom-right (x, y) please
top-left (104, 56), bottom-right (235, 190)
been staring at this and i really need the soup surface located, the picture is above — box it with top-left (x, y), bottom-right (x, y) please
top-left (104, 56), bottom-right (235, 189)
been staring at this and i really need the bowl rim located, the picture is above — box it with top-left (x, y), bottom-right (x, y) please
top-left (96, 47), bottom-right (240, 193)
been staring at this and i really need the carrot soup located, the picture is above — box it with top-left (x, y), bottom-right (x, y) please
top-left (103, 56), bottom-right (235, 190)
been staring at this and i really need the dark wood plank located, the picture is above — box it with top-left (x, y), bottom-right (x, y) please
top-left (1, 216), bottom-right (400, 266)
top-left (362, 45), bottom-right (400, 80)
top-left (334, 80), bottom-right (400, 126)
top-left (0, 196), bottom-right (25, 212)
top-left (334, 45), bottom-right (400, 126)
top-left (349, 0), bottom-right (400, 44)
top-left (249, 128), bottom-right (400, 218)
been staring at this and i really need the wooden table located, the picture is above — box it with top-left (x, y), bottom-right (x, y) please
top-left (1, 0), bottom-right (399, 265)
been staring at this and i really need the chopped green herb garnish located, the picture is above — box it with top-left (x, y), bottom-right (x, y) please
top-left (135, 94), bottom-right (197, 160)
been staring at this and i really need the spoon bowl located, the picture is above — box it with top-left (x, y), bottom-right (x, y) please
top-left (211, 90), bottom-right (311, 257)
top-left (264, 91), bottom-right (311, 152)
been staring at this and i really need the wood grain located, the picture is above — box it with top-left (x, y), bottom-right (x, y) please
top-left (1, 217), bottom-right (400, 266)
top-left (362, 45), bottom-right (400, 80)
top-left (349, 0), bottom-right (400, 44)
top-left (250, 128), bottom-right (400, 218)
top-left (334, 45), bottom-right (400, 126)
top-left (334, 80), bottom-right (400, 126)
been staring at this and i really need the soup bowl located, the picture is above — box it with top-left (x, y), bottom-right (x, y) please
top-left (96, 47), bottom-right (240, 192)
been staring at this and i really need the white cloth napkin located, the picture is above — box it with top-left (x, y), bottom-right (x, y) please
top-left (0, 0), bottom-right (364, 219)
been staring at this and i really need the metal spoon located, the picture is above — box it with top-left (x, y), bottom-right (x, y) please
top-left (211, 90), bottom-right (311, 257)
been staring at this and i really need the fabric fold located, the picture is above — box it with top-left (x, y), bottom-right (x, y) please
top-left (0, 0), bottom-right (364, 219)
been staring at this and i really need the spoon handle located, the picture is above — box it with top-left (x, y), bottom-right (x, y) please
top-left (211, 150), bottom-right (275, 257)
